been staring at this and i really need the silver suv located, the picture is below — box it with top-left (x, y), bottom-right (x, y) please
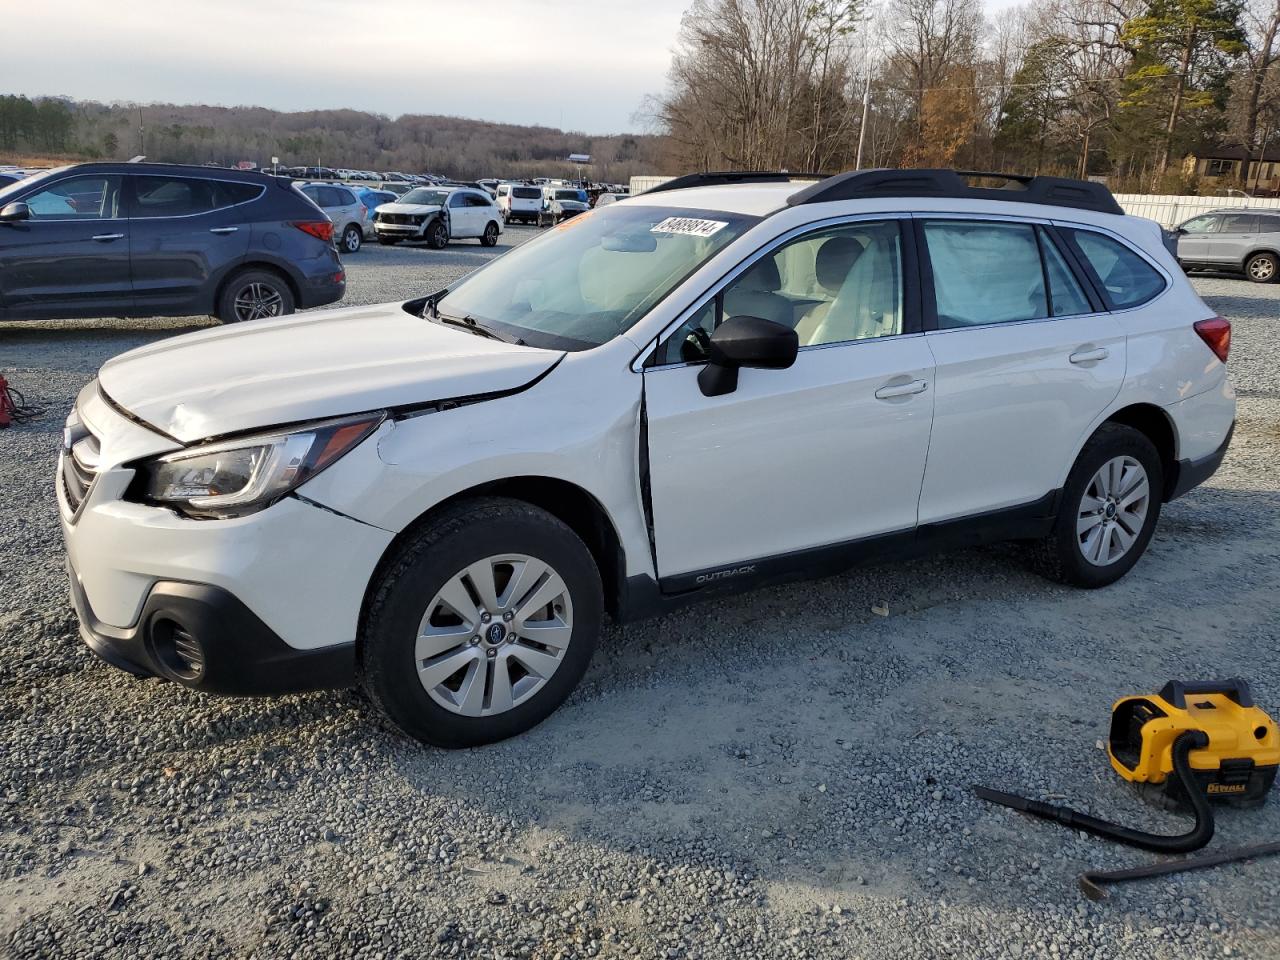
top-left (1174, 209), bottom-right (1280, 283)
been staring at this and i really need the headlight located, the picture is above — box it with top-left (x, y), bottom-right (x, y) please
top-left (139, 413), bottom-right (383, 518)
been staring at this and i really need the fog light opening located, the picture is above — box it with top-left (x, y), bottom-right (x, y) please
top-left (150, 618), bottom-right (205, 682)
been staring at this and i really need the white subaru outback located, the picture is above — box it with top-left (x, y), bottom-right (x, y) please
top-left (59, 170), bottom-right (1236, 748)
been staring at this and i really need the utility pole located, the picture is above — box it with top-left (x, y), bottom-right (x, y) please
top-left (855, 69), bottom-right (871, 169)
top-left (1253, 122), bottom-right (1273, 195)
top-left (137, 105), bottom-right (145, 157)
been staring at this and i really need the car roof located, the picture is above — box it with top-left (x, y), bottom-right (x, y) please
top-left (624, 182), bottom-right (806, 217)
top-left (44, 161), bottom-right (278, 183)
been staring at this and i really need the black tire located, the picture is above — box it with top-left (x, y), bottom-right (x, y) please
top-left (214, 268), bottom-right (295, 324)
top-left (426, 219), bottom-right (448, 249)
top-left (1030, 423), bottom-right (1163, 588)
top-left (1245, 251), bottom-right (1277, 283)
top-left (377, 236), bottom-right (400, 245)
top-left (340, 223), bottom-right (363, 254)
top-left (480, 222), bottom-right (499, 247)
top-left (359, 498), bottom-right (603, 748)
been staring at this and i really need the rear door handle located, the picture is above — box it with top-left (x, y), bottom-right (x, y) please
top-left (90, 233), bottom-right (124, 242)
top-left (875, 379), bottom-right (929, 400)
top-left (1069, 347), bottom-right (1110, 364)
top-left (209, 226), bottom-right (239, 234)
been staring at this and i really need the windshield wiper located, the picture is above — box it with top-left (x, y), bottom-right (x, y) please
top-left (435, 311), bottom-right (525, 346)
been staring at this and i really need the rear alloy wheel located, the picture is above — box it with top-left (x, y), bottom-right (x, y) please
top-left (426, 220), bottom-right (449, 249)
top-left (359, 498), bottom-right (602, 748)
top-left (341, 224), bottom-right (362, 254)
top-left (216, 270), bottom-right (295, 323)
top-left (1030, 423), bottom-right (1162, 588)
top-left (1245, 252), bottom-right (1277, 283)
top-left (481, 222), bottom-right (499, 247)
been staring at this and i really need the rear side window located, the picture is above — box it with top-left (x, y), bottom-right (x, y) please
top-left (1064, 229), bottom-right (1166, 309)
top-left (215, 181), bottom-right (263, 206)
top-left (1258, 215), bottom-right (1280, 232)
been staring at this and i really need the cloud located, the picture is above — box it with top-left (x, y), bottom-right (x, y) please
top-left (4, 0), bottom-right (687, 133)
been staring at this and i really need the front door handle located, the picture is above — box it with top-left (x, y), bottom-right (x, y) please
top-left (209, 226), bottom-right (239, 234)
top-left (1069, 347), bottom-right (1110, 364)
top-left (875, 379), bottom-right (929, 400)
top-left (90, 233), bottom-right (124, 242)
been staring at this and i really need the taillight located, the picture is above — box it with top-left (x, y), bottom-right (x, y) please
top-left (1193, 317), bottom-right (1231, 362)
top-left (292, 220), bottom-right (334, 242)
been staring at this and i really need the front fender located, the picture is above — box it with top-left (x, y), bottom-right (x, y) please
top-left (295, 345), bottom-right (654, 581)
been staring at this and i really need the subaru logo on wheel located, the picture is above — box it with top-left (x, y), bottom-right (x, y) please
top-left (486, 623), bottom-right (506, 645)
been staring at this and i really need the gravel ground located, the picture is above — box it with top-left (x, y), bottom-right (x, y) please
top-left (1, 247), bottom-right (1278, 959)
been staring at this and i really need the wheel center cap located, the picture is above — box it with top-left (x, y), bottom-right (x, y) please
top-left (485, 623), bottom-right (507, 645)
top-left (1104, 501), bottom-right (1117, 519)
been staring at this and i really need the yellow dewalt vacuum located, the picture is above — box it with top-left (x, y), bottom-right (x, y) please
top-left (976, 679), bottom-right (1280, 898)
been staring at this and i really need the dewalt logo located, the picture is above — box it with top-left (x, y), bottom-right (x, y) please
top-left (1207, 783), bottom-right (1246, 794)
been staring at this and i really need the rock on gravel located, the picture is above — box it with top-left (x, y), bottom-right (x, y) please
top-left (1, 265), bottom-right (1278, 959)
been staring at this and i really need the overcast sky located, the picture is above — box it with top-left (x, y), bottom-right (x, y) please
top-left (6, 0), bottom-right (1020, 136)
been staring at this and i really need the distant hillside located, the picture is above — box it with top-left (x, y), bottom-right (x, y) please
top-left (0, 95), bottom-right (674, 181)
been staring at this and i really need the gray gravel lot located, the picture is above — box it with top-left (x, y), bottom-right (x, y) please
top-left (1, 244), bottom-right (1278, 959)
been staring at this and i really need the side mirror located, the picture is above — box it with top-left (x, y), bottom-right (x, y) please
top-left (0, 201), bottom-right (30, 223)
top-left (697, 315), bottom-right (799, 397)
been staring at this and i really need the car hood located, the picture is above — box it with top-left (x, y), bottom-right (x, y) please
top-left (376, 202), bottom-right (443, 215)
top-left (98, 302), bottom-right (563, 443)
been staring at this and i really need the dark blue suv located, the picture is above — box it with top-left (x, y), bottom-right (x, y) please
top-left (0, 162), bottom-right (346, 323)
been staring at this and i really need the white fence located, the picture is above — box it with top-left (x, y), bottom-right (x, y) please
top-left (1113, 193), bottom-right (1280, 228)
top-left (628, 177), bottom-right (1280, 229)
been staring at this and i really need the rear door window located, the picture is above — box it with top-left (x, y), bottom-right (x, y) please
top-left (319, 186), bottom-right (350, 207)
top-left (1063, 229), bottom-right (1166, 309)
top-left (924, 221), bottom-right (1048, 327)
top-left (132, 176), bottom-right (262, 217)
top-left (1220, 213), bottom-right (1258, 233)
top-left (923, 220), bottom-right (1099, 327)
top-left (512, 187), bottom-right (541, 200)
top-left (1257, 215), bottom-right (1280, 233)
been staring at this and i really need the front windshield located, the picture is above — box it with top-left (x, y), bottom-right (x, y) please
top-left (0, 166), bottom-right (67, 203)
top-left (401, 188), bottom-right (449, 206)
top-left (436, 204), bottom-right (758, 349)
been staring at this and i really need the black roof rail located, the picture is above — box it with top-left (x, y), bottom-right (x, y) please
top-left (786, 169), bottom-right (1124, 215)
top-left (642, 170), bottom-right (828, 195)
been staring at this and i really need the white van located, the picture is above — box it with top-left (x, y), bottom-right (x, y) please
top-left (496, 183), bottom-right (545, 224)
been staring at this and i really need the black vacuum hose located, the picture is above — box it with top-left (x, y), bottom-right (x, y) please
top-left (974, 730), bottom-right (1214, 854)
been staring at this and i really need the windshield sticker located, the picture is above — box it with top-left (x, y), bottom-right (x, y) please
top-left (650, 216), bottom-right (729, 238)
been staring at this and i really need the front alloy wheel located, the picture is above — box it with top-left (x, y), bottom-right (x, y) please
top-left (359, 498), bottom-right (603, 748)
top-left (417, 554), bottom-right (573, 716)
